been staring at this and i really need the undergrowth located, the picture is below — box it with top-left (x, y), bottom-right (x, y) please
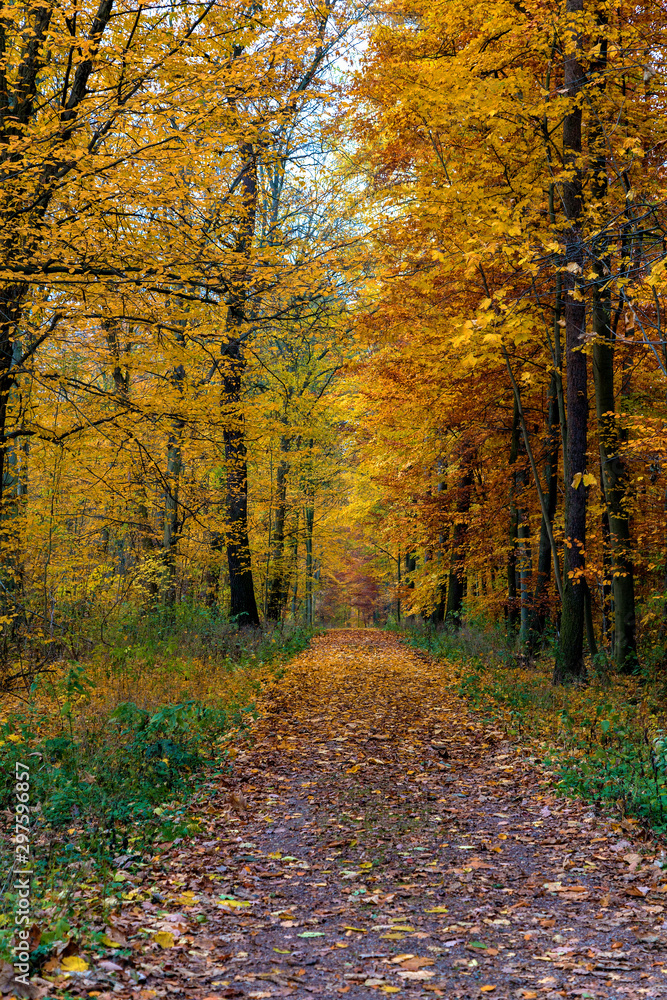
top-left (400, 617), bottom-right (667, 836)
top-left (0, 610), bottom-right (314, 966)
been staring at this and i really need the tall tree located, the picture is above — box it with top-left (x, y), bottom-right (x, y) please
top-left (588, 7), bottom-right (637, 672)
top-left (554, 0), bottom-right (588, 684)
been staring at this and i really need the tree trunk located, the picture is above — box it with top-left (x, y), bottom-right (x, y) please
top-left (403, 551), bottom-right (417, 622)
top-left (222, 339), bottom-right (260, 626)
top-left (584, 578), bottom-right (598, 657)
top-left (289, 509), bottom-right (299, 618)
top-left (163, 344), bottom-right (185, 605)
top-left (588, 11), bottom-right (637, 672)
top-left (267, 439), bottom-right (290, 621)
top-left (517, 490), bottom-right (532, 648)
top-left (0, 338), bottom-right (30, 616)
top-left (396, 546), bottom-right (401, 623)
top-left (532, 371), bottom-right (560, 642)
top-left (592, 299), bottom-right (636, 670)
top-left (304, 493), bottom-right (315, 626)
top-left (163, 426), bottom-right (183, 605)
top-left (206, 530), bottom-right (224, 609)
top-left (555, 0), bottom-right (587, 684)
top-left (430, 529), bottom-right (448, 625)
top-left (220, 141), bottom-right (260, 627)
top-left (515, 419), bottom-right (532, 646)
top-left (446, 467), bottom-right (473, 628)
top-left (599, 504), bottom-right (613, 645)
top-left (507, 398), bottom-right (520, 630)
top-left (430, 465), bottom-right (447, 623)
top-left (0, 288), bottom-right (26, 608)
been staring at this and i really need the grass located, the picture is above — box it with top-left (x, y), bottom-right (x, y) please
top-left (0, 605), bottom-right (315, 969)
top-left (399, 617), bottom-right (667, 836)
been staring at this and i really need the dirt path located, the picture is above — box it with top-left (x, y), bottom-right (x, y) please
top-left (61, 629), bottom-right (667, 1000)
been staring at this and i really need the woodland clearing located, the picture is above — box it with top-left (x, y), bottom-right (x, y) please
top-left (7, 629), bottom-right (667, 1000)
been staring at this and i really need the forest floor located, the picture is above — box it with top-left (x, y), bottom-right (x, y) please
top-left (29, 629), bottom-right (667, 1000)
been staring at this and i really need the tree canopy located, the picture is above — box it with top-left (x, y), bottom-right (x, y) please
top-left (1, 0), bottom-right (667, 685)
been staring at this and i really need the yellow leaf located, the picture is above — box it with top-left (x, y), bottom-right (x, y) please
top-left (571, 473), bottom-right (582, 489)
top-left (153, 931), bottom-right (175, 948)
top-left (425, 906), bottom-right (448, 913)
top-left (582, 472), bottom-right (597, 486)
top-left (380, 989), bottom-right (401, 994)
top-left (99, 934), bottom-right (123, 948)
top-left (346, 764), bottom-right (361, 773)
top-left (61, 956), bottom-right (89, 972)
top-left (175, 891), bottom-right (198, 905)
top-left (480, 988), bottom-right (497, 993)
top-left (218, 898), bottom-right (250, 908)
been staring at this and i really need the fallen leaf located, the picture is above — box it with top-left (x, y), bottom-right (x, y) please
top-left (100, 934), bottom-right (123, 948)
top-left (175, 890), bottom-right (199, 905)
top-left (153, 931), bottom-right (175, 948)
top-left (61, 956), bottom-right (89, 972)
top-left (229, 791), bottom-right (249, 813)
top-left (98, 960), bottom-right (123, 972)
top-left (400, 957), bottom-right (434, 971)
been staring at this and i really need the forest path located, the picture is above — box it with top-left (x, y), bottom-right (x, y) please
top-left (105, 629), bottom-right (667, 1000)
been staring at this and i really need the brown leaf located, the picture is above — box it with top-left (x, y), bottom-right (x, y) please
top-left (400, 957), bottom-right (435, 971)
top-left (0, 961), bottom-right (42, 998)
top-left (229, 791), bottom-right (250, 814)
top-left (27, 925), bottom-right (41, 952)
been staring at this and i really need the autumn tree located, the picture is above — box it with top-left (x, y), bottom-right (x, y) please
top-left (343, 0), bottom-right (667, 673)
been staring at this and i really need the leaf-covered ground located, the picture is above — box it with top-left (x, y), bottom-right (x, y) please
top-left (29, 630), bottom-right (667, 1000)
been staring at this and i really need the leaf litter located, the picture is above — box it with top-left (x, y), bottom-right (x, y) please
top-left (36, 629), bottom-right (667, 999)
